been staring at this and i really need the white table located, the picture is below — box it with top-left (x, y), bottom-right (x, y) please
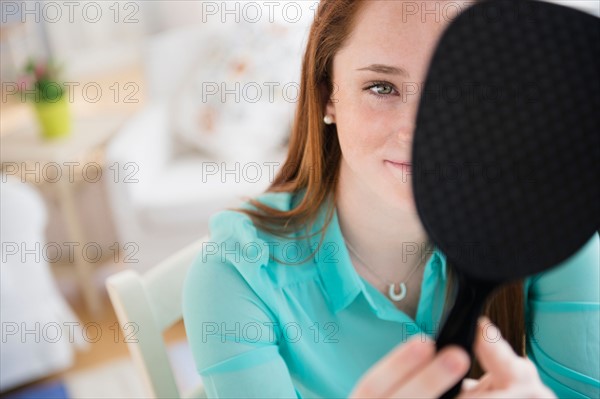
top-left (1, 113), bottom-right (129, 316)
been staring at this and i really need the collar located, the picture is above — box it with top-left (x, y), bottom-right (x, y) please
top-left (310, 200), bottom-right (447, 315)
top-left (313, 205), bottom-right (363, 314)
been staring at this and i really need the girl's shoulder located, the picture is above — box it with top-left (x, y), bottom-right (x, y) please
top-left (208, 190), bottom-right (298, 245)
top-left (188, 190), bottom-right (316, 297)
top-left (525, 231), bottom-right (599, 302)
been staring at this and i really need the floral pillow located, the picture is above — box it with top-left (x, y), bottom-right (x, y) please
top-left (171, 20), bottom-right (307, 161)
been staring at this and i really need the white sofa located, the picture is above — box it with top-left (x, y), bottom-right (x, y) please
top-left (0, 176), bottom-right (85, 392)
top-left (104, 22), bottom-right (308, 271)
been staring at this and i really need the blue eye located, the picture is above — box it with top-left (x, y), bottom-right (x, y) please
top-left (365, 81), bottom-right (399, 99)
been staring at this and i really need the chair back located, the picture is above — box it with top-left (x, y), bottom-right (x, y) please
top-left (106, 236), bottom-right (208, 398)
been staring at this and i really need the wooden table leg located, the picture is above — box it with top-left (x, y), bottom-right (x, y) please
top-left (56, 177), bottom-right (103, 317)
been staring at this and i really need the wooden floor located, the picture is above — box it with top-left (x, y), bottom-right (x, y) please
top-left (68, 285), bottom-right (188, 371)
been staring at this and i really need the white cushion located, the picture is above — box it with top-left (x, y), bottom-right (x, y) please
top-left (132, 148), bottom-right (287, 230)
top-left (170, 20), bottom-right (306, 160)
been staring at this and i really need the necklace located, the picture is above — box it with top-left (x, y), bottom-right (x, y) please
top-left (344, 238), bottom-right (426, 302)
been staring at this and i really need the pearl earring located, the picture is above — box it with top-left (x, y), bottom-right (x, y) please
top-left (323, 115), bottom-right (334, 125)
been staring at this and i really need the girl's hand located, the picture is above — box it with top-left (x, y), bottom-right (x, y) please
top-left (458, 317), bottom-right (556, 399)
top-left (349, 317), bottom-right (555, 398)
top-left (349, 334), bottom-right (470, 398)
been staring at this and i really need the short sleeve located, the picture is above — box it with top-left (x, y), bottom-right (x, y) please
top-left (525, 232), bottom-right (600, 398)
top-left (182, 212), bottom-right (299, 398)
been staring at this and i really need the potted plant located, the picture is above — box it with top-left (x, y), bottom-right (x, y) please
top-left (18, 58), bottom-right (71, 140)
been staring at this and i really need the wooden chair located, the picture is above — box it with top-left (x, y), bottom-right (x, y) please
top-left (106, 236), bottom-right (208, 398)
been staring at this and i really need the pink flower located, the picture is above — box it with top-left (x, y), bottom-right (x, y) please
top-left (34, 63), bottom-right (46, 80)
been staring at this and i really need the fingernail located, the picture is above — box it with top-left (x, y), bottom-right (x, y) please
top-left (441, 349), bottom-right (468, 373)
top-left (493, 324), bottom-right (502, 340)
top-left (479, 317), bottom-right (501, 336)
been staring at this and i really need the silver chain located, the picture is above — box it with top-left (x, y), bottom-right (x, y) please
top-left (343, 237), bottom-right (426, 287)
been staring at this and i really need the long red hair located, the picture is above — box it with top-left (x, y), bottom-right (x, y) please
top-left (234, 0), bottom-right (524, 379)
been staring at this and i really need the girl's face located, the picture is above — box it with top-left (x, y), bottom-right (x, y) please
top-left (327, 1), bottom-right (461, 211)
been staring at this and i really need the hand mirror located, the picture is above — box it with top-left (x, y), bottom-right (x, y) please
top-left (411, 1), bottom-right (599, 397)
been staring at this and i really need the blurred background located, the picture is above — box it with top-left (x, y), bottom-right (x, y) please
top-left (1, 1), bottom-right (313, 397)
top-left (0, 0), bottom-right (598, 398)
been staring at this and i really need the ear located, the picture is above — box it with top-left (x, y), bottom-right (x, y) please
top-left (325, 100), bottom-right (336, 120)
top-left (324, 82), bottom-right (338, 121)
top-left (320, 81), bottom-right (337, 121)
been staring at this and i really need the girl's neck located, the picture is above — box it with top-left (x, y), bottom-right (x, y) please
top-left (334, 164), bottom-right (429, 279)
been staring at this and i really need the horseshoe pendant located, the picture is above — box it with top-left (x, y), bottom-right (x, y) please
top-left (388, 283), bottom-right (407, 302)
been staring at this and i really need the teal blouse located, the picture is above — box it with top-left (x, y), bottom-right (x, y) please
top-left (183, 191), bottom-right (600, 398)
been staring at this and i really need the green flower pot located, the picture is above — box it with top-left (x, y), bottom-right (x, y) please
top-left (33, 95), bottom-right (72, 140)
